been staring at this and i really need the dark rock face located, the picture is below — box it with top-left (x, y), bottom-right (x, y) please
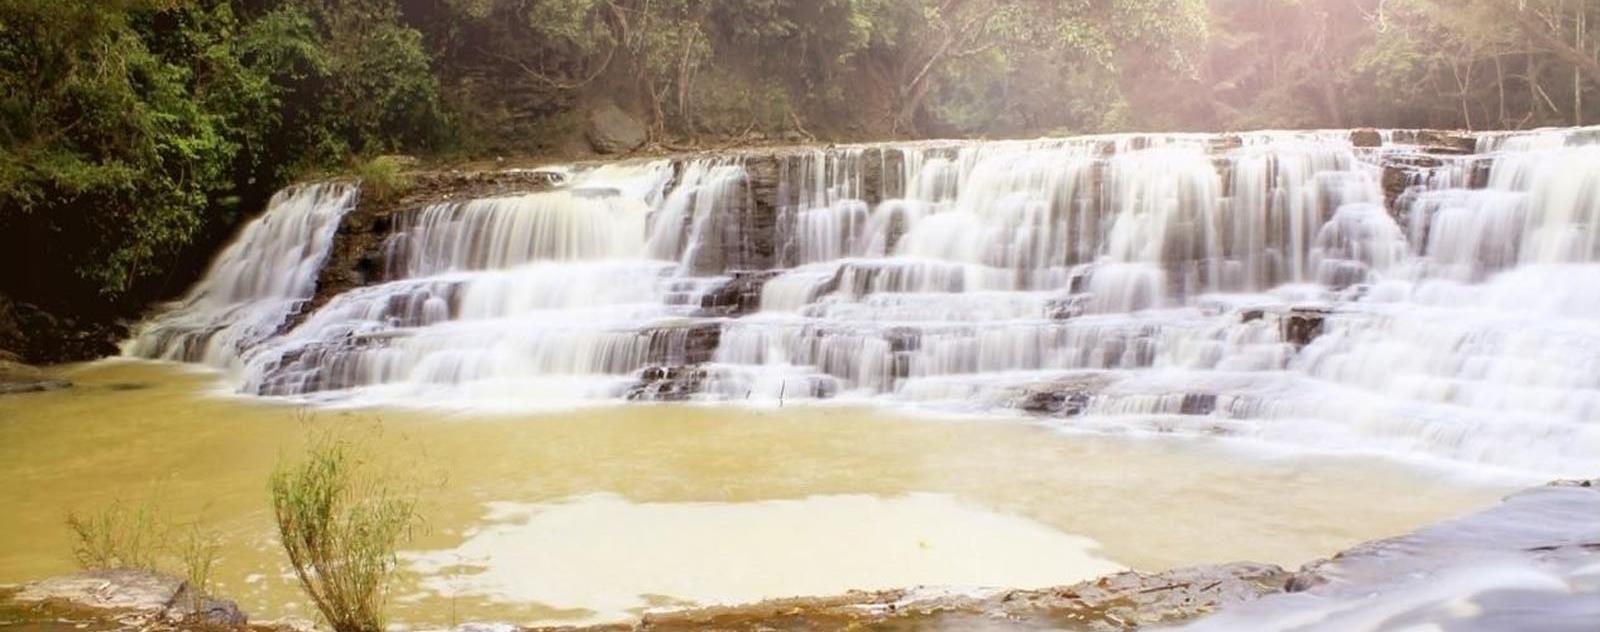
top-left (698, 271), bottom-right (780, 317)
top-left (1010, 373), bottom-right (1118, 417)
top-left (1350, 128), bottom-right (1382, 147)
top-left (1282, 307), bottom-right (1328, 346)
top-left (308, 169), bottom-right (564, 320)
top-left (626, 365), bottom-right (709, 401)
top-left (645, 322), bottom-right (722, 366)
top-left (585, 102), bottom-right (647, 154)
top-left (0, 294), bottom-right (122, 365)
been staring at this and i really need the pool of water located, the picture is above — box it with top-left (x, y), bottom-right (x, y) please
top-left (0, 361), bottom-right (1515, 627)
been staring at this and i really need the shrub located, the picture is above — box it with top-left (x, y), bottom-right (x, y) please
top-left (352, 156), bottom-right (414, 204)
top-left (270, 434), bottom-right (418, 632)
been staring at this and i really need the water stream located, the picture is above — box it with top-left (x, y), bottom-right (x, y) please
top-left (123, 128), bottom-right (1600, 479)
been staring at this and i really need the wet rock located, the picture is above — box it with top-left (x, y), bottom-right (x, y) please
top-left (608, 562), bottom-right (1289, 632)
top-left (0, 294), bottom-right (122, 364)
top-left (698, 271), bottom-right (779, 317)
top-left (14, 570), bottom-right (183, 613)
top-left (168, 584), bottom-right (248, 628)
top-left (1413, 129), bottom-right (1478, 155)
top-left (11, 571), bottom-right (249, 630)
top-left (1210, 134), bottom-right (1244, 152)
top-left (585, 102), bottom-right (647, 155)
top-left (308, 169), bottom-right (562, 321)
top-left (881, 326), bottom-right (921, 353)
top-left (1196, 483), bottom-right (1600, 631)
top-left (1349, 128), bottom-right (1382, 147)
top-left (1380, 164), bottom-right (1415, 216)
top-left (1282, 307), bottom-right (1328, 346)
top-left (643, 322), bottom-right (722, 366)
top-left (1180, 393), bottom-right (1218, 415)
top-left (1010, 373), bottom-right (1117, 417)
top-left (1046, 295), bottom-right (1088, 320)
top-left (0, 359), bottom-right (71, 395)
top-left (626, 365), bottom-right (710, 402)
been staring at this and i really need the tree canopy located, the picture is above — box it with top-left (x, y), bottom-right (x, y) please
top-left (2, 0), bottom-right (1598, 312)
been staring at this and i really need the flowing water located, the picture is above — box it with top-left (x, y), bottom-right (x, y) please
top-left (12, 126), bottom-right (1600, 626)
top-left (0, 362), bottom-right (1509, 626)
top-left (124, 127), bottom-right (1600, 479)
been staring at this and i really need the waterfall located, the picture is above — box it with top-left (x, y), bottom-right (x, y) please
top-left (125, 128), bottom-right (1600, 477)
top-left (123, 182), bottom-right (358, 369)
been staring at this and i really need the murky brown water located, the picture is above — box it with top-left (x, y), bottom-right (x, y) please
top-left (0, 361), bottom-right (1513, 627)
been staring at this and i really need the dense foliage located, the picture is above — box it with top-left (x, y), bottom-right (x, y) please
top-left (2, 0), bottom-right (1598, 314)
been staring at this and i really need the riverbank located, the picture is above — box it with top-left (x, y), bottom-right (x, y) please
top-left (4, 480), bottom-right (1592, 631)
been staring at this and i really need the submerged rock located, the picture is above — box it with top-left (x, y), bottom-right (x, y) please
top-left (0, 358), bottom-right (71, 395)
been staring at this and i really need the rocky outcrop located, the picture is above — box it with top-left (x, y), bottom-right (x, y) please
top-left (9, 570), bottom-right (248, 629)
top-left (625, 365), bottom-right (710, 402)
top-left (697, 271), bottom-right (779, 317)
top-left (1179, 479), bottom-right (1600, 631)
top-left (0, 293), bottom-right (123, 365)
top-left (307, 169), bottom-right (566, 319)
top-left (521, 562), bottom-right (1290, 632)
top-left (586, 102), bottom-right (647, 154)
top-left (1349, 128), bottom-right (1382, 147)
top-left (1009, 372), bottom-right (1119, 416)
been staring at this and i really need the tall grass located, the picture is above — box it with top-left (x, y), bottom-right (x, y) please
top-left (270, 434), bottom-right (418, 632)
top-left (353, 156), bottom-right (413, 204)
top-left (66, 499), bottom-right (223, 611)
top-left (66, 501), bottom-right (162, 571)
top-left (174, 522), bottom-right (222, 599)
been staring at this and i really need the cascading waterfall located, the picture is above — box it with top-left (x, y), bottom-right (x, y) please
top-left (126, 128), bottom-right (1600, 477)
top-left (123, 182), bottom-right (358, 369)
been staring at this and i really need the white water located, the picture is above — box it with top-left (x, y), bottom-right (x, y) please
top-left (126, 128), bottom-right (1600, 479)
top-left (122, 182), bottom-right (358, 369)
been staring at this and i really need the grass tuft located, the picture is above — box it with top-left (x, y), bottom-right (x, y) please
top-left (66, 501), bottom-right (162, 572)
top-left (353, 156), bottom-right (414, 204)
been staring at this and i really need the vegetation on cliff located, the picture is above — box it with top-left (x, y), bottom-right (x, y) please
top-left (2, 0), bottom-right (1598, 338)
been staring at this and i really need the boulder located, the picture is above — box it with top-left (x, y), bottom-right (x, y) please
top-left (13, 570), bottom-right (183, 613)
top-left (1349, 128), bottom-right (1382, 147)
top-left (1282, 307), bottom-right (1328, 346)
top-left (585, 102), bottom-right (647, 154)
top-left (12, 570), bottom-right (249, 628)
